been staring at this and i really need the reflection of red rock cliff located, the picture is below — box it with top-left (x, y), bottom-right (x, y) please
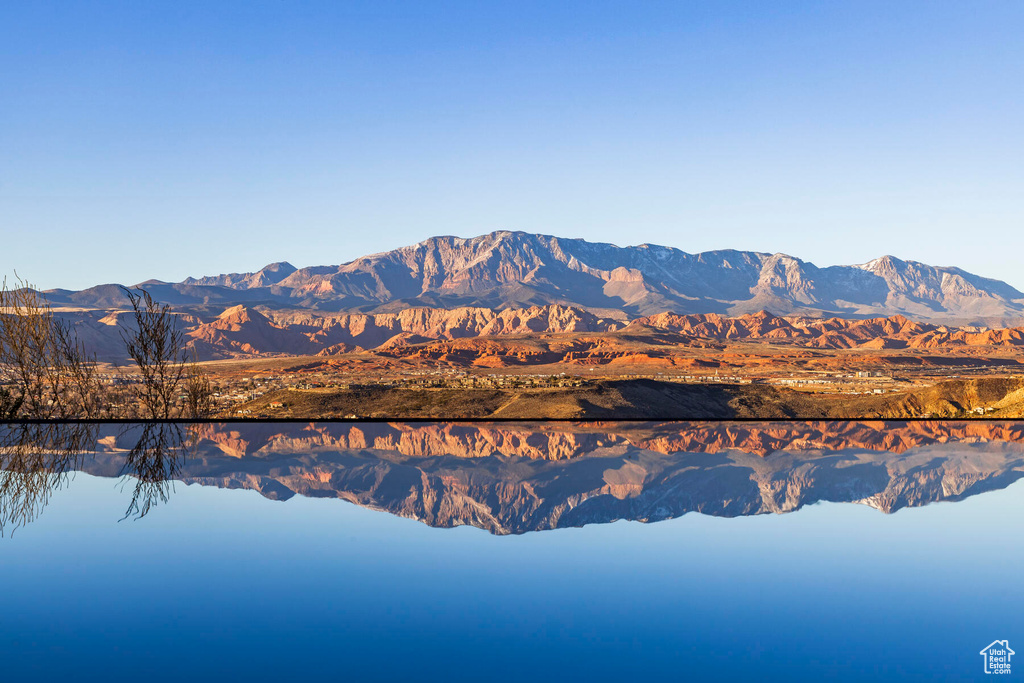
top-left (70, 421), bottom-right (1024, 535)
top-left (169, 424), bottom-right (1024, 533)
top-left (629, 421), bottom-right (1024, 456)
top-left (192, 422), bottom-right (617, 460)
top-left (191, 421), bottom-right (1024, 460)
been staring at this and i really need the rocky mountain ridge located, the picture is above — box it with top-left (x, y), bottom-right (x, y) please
top-left (44, 231), bottom-right (1024, 322)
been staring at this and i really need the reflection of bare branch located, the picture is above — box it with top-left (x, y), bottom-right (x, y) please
top-left (0, 422), bottom-right (196, 533)
top-left (0, 422), bottom-right (96, 536)
top-left (118, 423), bottom-right (195, 520)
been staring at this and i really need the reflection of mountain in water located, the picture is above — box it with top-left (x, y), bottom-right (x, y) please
top-left (8, 421), bottom-right (1017, 535)
top-left (193, 420), bottom-right (1024, 459)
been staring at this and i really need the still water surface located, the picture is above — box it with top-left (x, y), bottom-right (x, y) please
top-left (1, 421), bottom-right (1021, 681)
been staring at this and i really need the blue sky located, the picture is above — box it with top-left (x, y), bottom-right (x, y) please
top-left (3, 1), bottom-right (1023, 290)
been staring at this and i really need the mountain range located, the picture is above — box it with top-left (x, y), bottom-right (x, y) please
top-left (44, 231), bottom-right (1024, 323)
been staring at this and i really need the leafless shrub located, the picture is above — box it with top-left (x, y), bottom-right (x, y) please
top-left (184, 364), bottom-right (215, 418)
top-left (51, 312), bottom-right (109, 418)
top-left (0, 388), bottom-right (22, 419)
top-left (119, 288), bottom-right (188, 419)
top-left (119, 287), bottom-right (213, 419)
top-left (0, 276), bottom-right (107, 419)
top-left (0, 275), bottom-right (214, 419)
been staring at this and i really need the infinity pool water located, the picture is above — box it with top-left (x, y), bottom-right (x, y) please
top-left (1, 421), bottom-right (1021, 681)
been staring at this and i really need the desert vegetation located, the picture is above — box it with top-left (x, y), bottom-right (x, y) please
top-left (0, 276), bottom-right (213, 420)
top-left (0, 276), bottom-right (107, 419)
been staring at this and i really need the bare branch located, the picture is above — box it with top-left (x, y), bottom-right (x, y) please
top-left (118, 287), bottom-right (211, 419)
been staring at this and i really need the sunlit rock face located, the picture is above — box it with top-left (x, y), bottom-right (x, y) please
top-left (56, 302), bottom-right (1024, 363)
top-left (6, 421), bottom-right (1018, 535)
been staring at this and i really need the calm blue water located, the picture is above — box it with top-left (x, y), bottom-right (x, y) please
top-left (1, 421), bottom-right (1021, 681)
